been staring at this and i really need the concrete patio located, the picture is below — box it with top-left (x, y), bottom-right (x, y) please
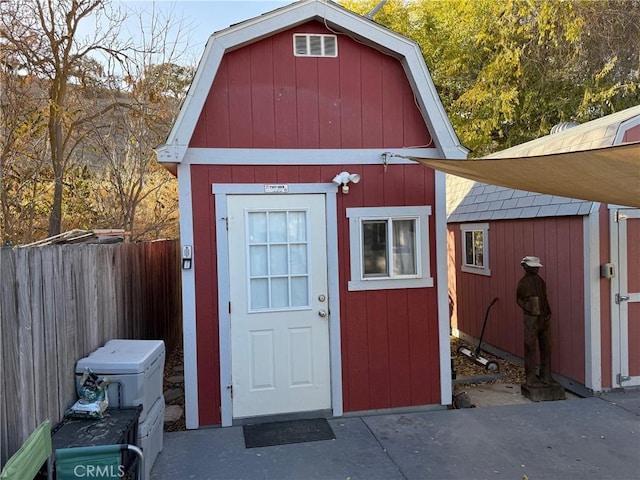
top-left (150, 390), bottom-right (639, 480)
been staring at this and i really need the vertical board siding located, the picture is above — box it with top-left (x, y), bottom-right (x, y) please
top-left (0, 241), bottom-right (182, 468)
top-left (622, 124), bottom-right (640, 142)
top-left (193, 163), bottom-right (440, 421)
top-left (190, 21), bottom-right (433, 150)
top-left (193, 165), bottom-right (227, 426)
top-left (449, 217), bottom-right (587, 384)
top-left (627, 217), bottom-right (640, 376)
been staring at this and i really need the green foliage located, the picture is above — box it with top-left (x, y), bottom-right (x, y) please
top-left (340, 0), bottom-right (640, 156)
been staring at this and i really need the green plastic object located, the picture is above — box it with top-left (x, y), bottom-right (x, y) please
top-left (0, 420), bottom-right (52, 480)
top-left (55, 445), bottom-right (124, 480)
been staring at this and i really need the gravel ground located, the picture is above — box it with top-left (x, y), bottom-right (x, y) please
top-left (163, 343), bottom-right (186, 432)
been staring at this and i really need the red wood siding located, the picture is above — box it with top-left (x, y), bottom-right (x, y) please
top-left (191, 163), bottom-right (441, 425)
top-left (338, 163), bottom-right (441, 411)
top-left (622, 124), bottom-right (640, 142)
top-left (190, 21), bottom-right (433, 150)
top-left (448, 217), bottom-right (586, 385)
top-left (627, 216), bottom-right (640, 376)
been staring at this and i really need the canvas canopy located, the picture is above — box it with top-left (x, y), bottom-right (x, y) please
top-left (408, 142), bottom-right (640, 208)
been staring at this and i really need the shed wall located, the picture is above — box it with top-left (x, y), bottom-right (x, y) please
top-left (190, 21), bottom-right (433, 150)
top-left (449, 216), bottom-right (586, 385)
top-left (192, 163), bottom-right (441, 426)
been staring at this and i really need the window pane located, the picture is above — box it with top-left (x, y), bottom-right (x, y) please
top-left (269, 245), bottom-right (288, 275)
top-left (288, 211), bottom-right (307, 242)
top-left (363, 220), bottom-right (388, 276)
top-left (270, 277), bottom-right (289, 308)
top-left (290, 244), bottom-right (307, 274)
top-left (473, 231), bottom-right (484, 266)
top-left (248, 212), bottom-right (267, 243)
top-left (393, 219), bottom-right (416, 275)
top-left (269, 212), bottom-right (287, 242)
top-left (251, 279), bottom-right (269, 310)
top-left (290, 276), bottom-right (309, 307)
top-left (249, 245), bottom-right (268, 276)
top-left (464, 231), bottom-right (474, 265)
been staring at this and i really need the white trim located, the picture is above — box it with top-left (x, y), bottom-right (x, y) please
top-left (459, 223), bottom-right (491, 276)
top-left (612, 208), bottom-right (640, 387)
top-left (158, 0), bottom-right (467, 165)
top-left (214, 183), bottom-right (342, 425)
top-left (436, 170), bottom-right (452, 405)
top-left (325, 189), bottom-right (344, 417)
top-left (177, 163), bottom-right (200, 429)
top-left (617, 210), bottom-right (630, 385)
top-left (214, 193), bottom-right (232, 426)
top-left (345, 206), bottom-right (433, 291)
top-left (609, 207), bottom-right (621, 389)
top-left (184, 148), bottom-right (440, 166)
top-left (583, 211), bottom-right (602, 391)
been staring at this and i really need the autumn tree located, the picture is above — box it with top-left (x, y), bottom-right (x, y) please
top-left (0, 58), bottom-right (50, 244)
top-left (0, 0), bottom-right (130, 237)
top-left (0, 0), bottom-right (192, 243)
top-left (87, 6), bottom-right (194, 240)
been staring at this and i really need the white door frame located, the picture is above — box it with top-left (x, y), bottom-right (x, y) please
top-left (609, 206), bottom-right (640, 388)
top-left (214, 183), bottom-right (342, 426)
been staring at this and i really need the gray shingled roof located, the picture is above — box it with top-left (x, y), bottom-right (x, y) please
top-left (447, 104), bottom-right (640, 222)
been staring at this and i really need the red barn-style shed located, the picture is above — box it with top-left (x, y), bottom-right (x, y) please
top-left (157, 0), bottom-right (467, 428)
top-left (447, 105), bottom-right (640, 396)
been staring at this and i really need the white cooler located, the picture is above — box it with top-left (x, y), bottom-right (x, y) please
top-left (75, 339), bottom-right (166, 480)
top-left (138, 396), bottom-right (164, 480)
top-left (75, 339), bottom-right (165, 423)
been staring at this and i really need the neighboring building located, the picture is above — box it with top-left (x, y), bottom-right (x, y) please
top-left (447, 105), bottom-right (640, 396)
top-left (157, 0), bottom-right (467, 428)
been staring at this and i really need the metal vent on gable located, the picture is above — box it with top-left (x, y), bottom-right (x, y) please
top-left (293, 34), bottom-right (338, 57)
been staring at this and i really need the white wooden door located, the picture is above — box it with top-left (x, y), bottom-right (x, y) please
top-left (615, 208), bottom-right (640, 387)
top-left (227, 194), bottom-right (331, 418)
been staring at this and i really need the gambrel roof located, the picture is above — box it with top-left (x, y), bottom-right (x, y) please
top-left (156, 0), bottom-right (467, 170)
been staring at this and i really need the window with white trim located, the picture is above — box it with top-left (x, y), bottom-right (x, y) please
top-left (460, 223), bottom-right (491, 276)
top-left (346, 206), bottom-right (433, 291)
top-left (293, 34), bottom-right (337, 57)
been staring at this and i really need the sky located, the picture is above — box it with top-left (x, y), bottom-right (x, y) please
top-left (117, 0), bottom-right (294, 61)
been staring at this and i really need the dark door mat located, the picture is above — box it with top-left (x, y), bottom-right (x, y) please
top-left (243, 418), bottom-right (335, 448)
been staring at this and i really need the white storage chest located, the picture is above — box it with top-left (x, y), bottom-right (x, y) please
top-left (75, 339), bottom-right (166, 480)
top-left (138, 396), bottom-right (165, 480)
top-left (76, 339), bottom-right (165, 423)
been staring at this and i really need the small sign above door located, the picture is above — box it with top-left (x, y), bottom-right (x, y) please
top-left (264, 184), bottom-right (289, 193)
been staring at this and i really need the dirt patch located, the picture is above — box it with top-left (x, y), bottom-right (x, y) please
top-left (451, 336), bottom-right (526, 407)
top-left (451, 336), bottom-right (525, 386)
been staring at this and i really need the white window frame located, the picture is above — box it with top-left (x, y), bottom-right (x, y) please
top-left (460, 223), bottom-right (491, 276)
top-left (346, 206), bottom-right (433, 291)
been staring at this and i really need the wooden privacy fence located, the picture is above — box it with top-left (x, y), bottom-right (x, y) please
top-left (0, 240), bottom-right (182, 468)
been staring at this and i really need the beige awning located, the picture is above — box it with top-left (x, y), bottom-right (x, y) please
top-left (408, 142), bottom-right (640, 208)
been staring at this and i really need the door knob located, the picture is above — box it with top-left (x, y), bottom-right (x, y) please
top-left (318, 309), bottom-right (327, 318)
